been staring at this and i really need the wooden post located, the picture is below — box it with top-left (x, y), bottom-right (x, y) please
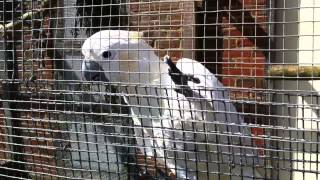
top-left (269, 65), bottom-right (320, 77)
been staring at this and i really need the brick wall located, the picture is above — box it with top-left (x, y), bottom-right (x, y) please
top-left (2, 5), bottom-right (59, 177)
top-left (219, 0), bottom-right (269, 151)
top-left (220, 0), bottom-right (267, 93)
top-left (128, 0), bottom-right (268, 93)
top-left (18, 16), bottom-right (58, 177)
top-left (128, 0), bottom-right (198, 61)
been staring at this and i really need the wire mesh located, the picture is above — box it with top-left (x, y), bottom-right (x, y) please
top-left (0, 0), bottom-right (319, 179)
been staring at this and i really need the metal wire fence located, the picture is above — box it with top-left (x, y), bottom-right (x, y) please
top-left (0, 0), bottom-right (319, 179)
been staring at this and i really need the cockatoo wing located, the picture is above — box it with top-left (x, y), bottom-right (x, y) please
top-left (153, 75), bottom-right (214, 180)
top-left (175, 58), bottom-right (263, 176)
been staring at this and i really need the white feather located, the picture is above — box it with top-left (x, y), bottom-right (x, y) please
top-left (81, 30), bottom-right (263, 179)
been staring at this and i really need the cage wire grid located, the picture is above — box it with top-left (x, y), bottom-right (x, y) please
top-left (0, 0), bottom-right (319, 180)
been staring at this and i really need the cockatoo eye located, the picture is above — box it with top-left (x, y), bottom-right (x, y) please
top-left (102, 51), bottom-right (113, 59)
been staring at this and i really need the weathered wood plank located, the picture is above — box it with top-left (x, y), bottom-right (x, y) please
top-left (269, 65), bottom-right (320, 77)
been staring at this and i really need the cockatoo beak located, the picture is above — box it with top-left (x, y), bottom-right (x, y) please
top-left (81, 59), bottom-right (109, 82)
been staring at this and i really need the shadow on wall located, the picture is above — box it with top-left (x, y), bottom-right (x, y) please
top-left (196, 0), bottom-right (223, 75)
top-left (196, 0), bottom-right (268, 75)
top-left (73, 0), bottom-right (126, 37)
top-left (219, 0), bottom-right (269, 50)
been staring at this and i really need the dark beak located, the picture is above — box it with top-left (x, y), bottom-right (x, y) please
top-left (82, 60), bottom-right (109, 82)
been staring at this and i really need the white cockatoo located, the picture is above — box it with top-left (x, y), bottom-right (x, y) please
top-left (81, 30), bottom-right (263, 179)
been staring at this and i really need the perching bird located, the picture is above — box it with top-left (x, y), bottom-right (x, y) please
top-left (81, 30), bottom-right (263, 179)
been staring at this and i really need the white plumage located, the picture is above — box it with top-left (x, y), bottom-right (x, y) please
top-left (81, 30), bottom-right (262, 179)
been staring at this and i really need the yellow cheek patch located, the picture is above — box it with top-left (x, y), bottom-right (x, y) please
top-left (119, 51), bottom-right (139, 72)
top-left (129, 31), bottom-right (144, 40)
top-left (119, 51), bottom-right (130, 61)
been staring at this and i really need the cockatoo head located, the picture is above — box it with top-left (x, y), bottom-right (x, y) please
top-left (81, 30), bottom-right (153, 83)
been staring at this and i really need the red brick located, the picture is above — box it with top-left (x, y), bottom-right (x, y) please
top-left (154, 39), bottom-right (181, 49)
top-left (223, 61), bottom-right (237, 68)
top-left (223, 39), bottom-right (238, 48)
top-left (167, 30), bottom-right (182, 38)
top-left (252, 68), bottom-right (265, 77)
top-left (232, 57), bottom-right (265, 69)
top-left (223, 50), bottom-right (265, 60)
top-left (222, 78), bottom-right (236, 87)
top-left (236, 78), bottom-right (256, 88)
top-left (241, 57), bottom-right (265, 63)
top-left (221, 18), bottom-right (232, 28)
top-left (144, 30), bottom-right (182, 40)
top-left (131, 23), bottom-right (182, 30)
top-left (236, 38), bottom-right (255, 47)
top-left (154, 20), bottom-right (182, 26)
top-left (143, 30), bottom-right (168, 38)
top-left (157, 50), bottom-right (183, 61)
top-left (223, 28), bottom-right (242, 36)
top-left (129, 2), bottom-right (181, 12)
top-left (223, 68), bottom-right (252, 76)
top-left (235, 63), bottom-right (264, 69)
top-left (139, 13), bottom-right (183, 22)
top-left (251, 10), bottom-right (267, 17)
top-left (253, 3), bottom-right (271, 10)
top-left (243, 0), bottom-right (267, 5)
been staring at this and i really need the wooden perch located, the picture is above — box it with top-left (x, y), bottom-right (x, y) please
top-left (0, 0), bottom-right (50, 36)
top-left (269, 65), bottom-right (320, 77)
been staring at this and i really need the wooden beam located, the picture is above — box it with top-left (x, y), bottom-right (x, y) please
top-left (269, 65), bottom-right (320, 77)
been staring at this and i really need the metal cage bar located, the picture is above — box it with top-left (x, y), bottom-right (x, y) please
top-left (0, 0), bottom-right (319, 180)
